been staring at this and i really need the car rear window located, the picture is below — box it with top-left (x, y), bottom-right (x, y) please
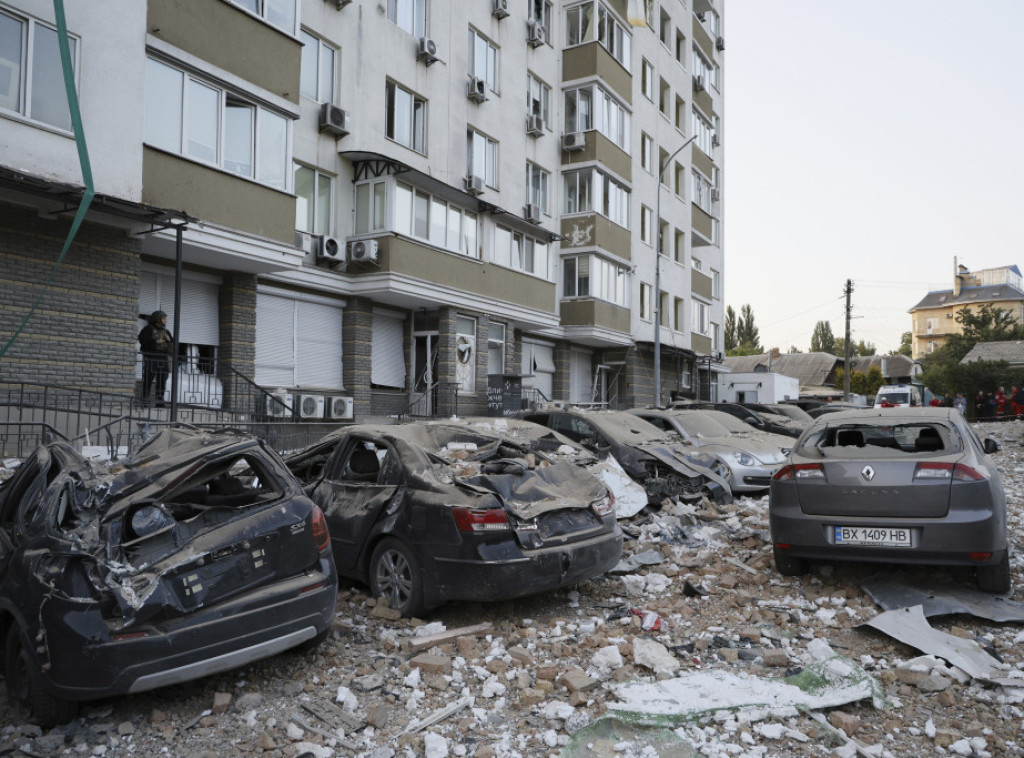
top-left (876, 392), bottom-right (910, 404)
top-left (795, 423), bottom-right (962, 457)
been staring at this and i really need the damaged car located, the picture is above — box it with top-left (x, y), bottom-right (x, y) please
top-left (0, 427), bottom-right (338, 725)
top-left (770, 408), bottom-right (1009, 592)
top-left (517, 409), bottom-right (732, 505)
top-left (285, 423), bottom-right (623, 617)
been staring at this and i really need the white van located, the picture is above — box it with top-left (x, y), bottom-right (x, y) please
top-left (874, 384), bottom-right (922, 408)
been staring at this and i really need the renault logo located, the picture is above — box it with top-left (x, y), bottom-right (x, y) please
top-left (862, 466), bottom-right (875, 481)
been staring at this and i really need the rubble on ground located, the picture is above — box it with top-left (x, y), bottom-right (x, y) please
top-left (2, 421), bottom-right (1024, 756)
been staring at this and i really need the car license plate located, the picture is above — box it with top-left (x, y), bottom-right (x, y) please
top-left (833, 526), bottom-right (911, 547)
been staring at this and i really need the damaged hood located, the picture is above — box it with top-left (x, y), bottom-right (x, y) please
top-left (461, 458), bottom-right (608, 519)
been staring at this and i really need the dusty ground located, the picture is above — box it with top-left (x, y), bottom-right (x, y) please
top-left (3, 421), bottom-right (1024, 757)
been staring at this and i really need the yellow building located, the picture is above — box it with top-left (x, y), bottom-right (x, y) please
top-left (909, 260), bottom-right (1024, 358)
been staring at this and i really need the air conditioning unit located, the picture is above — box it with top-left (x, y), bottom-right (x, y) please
top-left (946, 313), bottom-right (955, 318)
top-left (710, 187), bottom-right (721, 203)
top-left (464, 174), bottom-right (484, 195)
top-left (349, 239), bottom-right (379, 263)
top-left (318, 235), bottom-right (344, 262)
top-left (526, 113), bottom-right (544, 137)
top-left (492, 0), bottom-right (510, 19)
top-left (562, 131), bottom-right (586, 152)
top-left (467, 76), bottom-right (487, 103)
top-left (711, 133), bottom-right (721, 147)
top-left (328, 396), bottom-right (354, 420)
top-left (332, 0), bottom-right (352, 8)
top-left (716, 35), bottom-right (725, 51)
top-left (694, 74), bottom-right (705, 92)
top-left (319, 103), bottom-right (350, 138)
top-left (266, 393), bottom-right (293, 418)
top-left (524, 204), bottom-right (542, 224)
top-left (298, 394), bottom-right (325, 419)
top-left (417, 37), bottom-right (440, 65)
top-left (527, 20), bottom-right (546, 47)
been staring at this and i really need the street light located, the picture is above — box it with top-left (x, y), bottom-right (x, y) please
top-left (653, 133), bottom-right (698, 407)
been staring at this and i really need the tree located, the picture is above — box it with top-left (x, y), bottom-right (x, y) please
top-left (736, 304), bottom-right (762, 352)
top-left (856, 340), bottom-right (876, 356)
top-left (835, 338), bottom-right (877, 357)
top-left (788, 346), bottom-right (802, 354)
top-left (889, 332), bottom-right (912, 357)
top-left (724, 306), bottom-right (738, 352)
top-left (810, 321), bottom-right (836, 354)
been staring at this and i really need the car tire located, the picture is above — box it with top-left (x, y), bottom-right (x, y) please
top-left (4, 627), bottom-right (77, 727)
top-left (370, 538), bottom-right (426, 618)
top-left (773, 547), bottom-right (809, 577)
top-left (977, 552), bottom-right (1011, 593)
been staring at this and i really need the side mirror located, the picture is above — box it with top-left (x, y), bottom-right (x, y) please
top-left (984, 438), bottom-right (1001, 454)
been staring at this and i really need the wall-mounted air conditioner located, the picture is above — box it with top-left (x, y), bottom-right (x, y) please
top-left (710, 188), bottom-right (721, 203)
top-left (716, 35), bottom-right (725, 51)
top-left (319, 103), bottom-right (350, 138)
top-left (527, 20), bottom-right (546, 47)
top-left (266, 393), bottom-right (293, 418)
top-left (526, 113), bottom-right (544, 137)
top-left (562, 131), bottom-right (585, 152)
top-left (467, 76), bottom-right (487, 103)
top-left (524, 204), bottom-right (542, 224)
top-left (417, 37), bottom-right (440, 65)
top-left (318, 236), bottom-right (343, 262)
top-left (298, 394), bottom-right (325, 419)
top-left (331, 0), bottom-right (351, 8)
top-left (349, 239), bottom-right (379, 263)
top-left (711, 133), bottom-right (720, 147)
top-left (694, 74), bottom-right (705, 92)
top-left (493, 0), bottom-right (510, 19)
top-left (328, 396), bottom-right (354, 420)
top-left (464, 175), bottom-right (484, 195)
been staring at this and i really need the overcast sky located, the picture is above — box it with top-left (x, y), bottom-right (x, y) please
top-left (723, 0), bottom-right (1024, 355)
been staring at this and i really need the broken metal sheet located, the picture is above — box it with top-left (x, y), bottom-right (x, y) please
top-left (861, 576), bottom-right (1024, 622)
top-left (591, 455), bottom-right (648, 519)
top-left (860, 605), bottom-right (1024, 687)
top-left (607, 655), bottom-right (887, 725)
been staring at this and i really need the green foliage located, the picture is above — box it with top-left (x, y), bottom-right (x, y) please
top-left (832, 364), bottom-right (885, 398)
top-left (921, 359), bottom-right (1024, 418)
top-left (810, 321), bottom-right (835, 354)
top-left (789, 345), bottom-right (802, 353)
top-left (724, 306), bottom-right (738, 352)
top-left (888, 332), bottom-right (912, 357)
top-left (725, 304), bottom-right (762, 356)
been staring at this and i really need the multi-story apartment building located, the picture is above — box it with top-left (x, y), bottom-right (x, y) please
top-left (909, 259), bottom-right (1024, 359)
top-left (0, 0), bottom-right (725, 418)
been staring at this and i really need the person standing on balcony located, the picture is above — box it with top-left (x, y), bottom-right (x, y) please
top-left (139, 310), bottom-right (173, 406)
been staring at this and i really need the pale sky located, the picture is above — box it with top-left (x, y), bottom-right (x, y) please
top-left (724, 0), bottom-right (1024, 355)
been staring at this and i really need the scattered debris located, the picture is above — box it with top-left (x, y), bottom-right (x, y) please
top-left (861, 575), bottom-right (1024, 621)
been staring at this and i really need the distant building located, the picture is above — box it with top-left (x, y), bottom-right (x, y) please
top-left (908, 259), bottom-right (1024, 359)
top-left (723, 350), bottom-right (843, 398)
top-left (961, 341), bottom-right (1024, 367)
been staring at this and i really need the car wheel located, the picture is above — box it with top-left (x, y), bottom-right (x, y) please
top-left (773, 547), bottom-right (809, 577)
top-left (4, 627), bottom-right (77, 727)
top-left (977, 552), bottom-right (1011, 593)
top-left (370, 538), bottom-right (426, 618)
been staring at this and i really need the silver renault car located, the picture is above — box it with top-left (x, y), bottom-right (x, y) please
top-left (769, 408), bottom-right (1009, 592)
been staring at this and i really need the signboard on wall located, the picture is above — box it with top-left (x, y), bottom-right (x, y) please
top-left (487, 374), bottom-right (523, 417)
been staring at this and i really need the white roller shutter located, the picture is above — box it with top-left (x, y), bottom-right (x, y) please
top-left (138, 269), bottom-right (220, 345)
top-left (297, 301), bottom-right (343, 387)
top-left (570, 349), bottom-right (592, 403)
top-left (256, 293), bottom-right (297, 387)
top-left (372, 311), bottom-right (406, 388)
top-left (255, 292), bottom-right (344, 389)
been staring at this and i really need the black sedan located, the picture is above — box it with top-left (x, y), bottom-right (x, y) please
top-left (0, 427), bottom-right (338, 725)
top-left (769, 408), bottom-right (1009, 592)
top-left (285, 423), bottom-right (623, 618)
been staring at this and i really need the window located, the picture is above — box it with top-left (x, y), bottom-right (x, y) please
top-left (385, 80), bottom-right (426, 153)
top-left (675, 94), bottom-right (686, 131)
top-left (564, 84), bottom-right (629, 151)
top-left (659, 218), bottom-right (668, 256)
top-left (640, 205), bottom-right (652, 245)
top-left (566, 2), bottom-right (631, 71)
top-left (693, 300), bottom-right (710, 336)
top-left (531, 0), bottom-right (553, 40)
top-left (674, 229), bottom-right (685, 262)
top-left (562, 168), bottom-right (629, 227)
top-left (700, 8), bottom-right (721, 38)
top-left (692, 108), bottom-right (713, 155)
top-left (641, 59), bottom-right (654, 101)
top-left (674, 297), bottom-right (685, 331)
top-left (294, 164), bottom-right (333, 235)
top-left (563, 254), bottom-right (629, 307)
top-left (371, 310), bottom-right (406, 388)
top-left (659, 9), bottom-right (671, 46)
top-left (674, 162), bottom-right (685, 197)
top-left (230, 0), bottom-right (296, 34)
top-left (691, 256), bottom-right (702, 271)
top-left (387, 0), bottom-right (425, 37)
top-left (468, 29), bottom-right (498, 92)
top-left (692, 47), bottom-right (719, 91)
top-left (926, 318), bottom-right (936, 334)
top-left (659, 291), bottom-right (669, 327)
top-left (527, 74), bottom-right (550, 126)
top-left (467, 129), bottom-right (498, 187)
top-left (712, 322), bottom-right (721, 351)
top-left (640, 132), bottom-right (653, 173)
top-left (394, 181), bottom-right (478, 257)
top-left (145, 58), bottom-right (289, 190)
top-left (526, 163), bottom-right (549, 213)
top-left (642, 0), bottom-right (654, 26)
top-left (659, 78), bottom-right (670, 117)
top-left (640, 282), bottom-right (652, 321)
top-left (494, 226), bottom-right (550, 278)
top-left (300, 31), bottom-right (335, 103)
top-left (455, 315), bottom-right (477, 393)
top-left (0, 10), bottom-right (78, 131)
top-left (711, 269), bottom-right (720, 299)
top-left (692, 170), bottom-right (713, 214)
top-left (354, 179), bottom-right (387, 234)
top-left (488, 321), bottom-right (506, 374)
top-left (658, 148), bottom-right (668, 184)
top-left (675, 30), bottom-right (686, 66)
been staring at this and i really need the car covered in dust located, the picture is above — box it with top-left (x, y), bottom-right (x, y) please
top-left (517, 409), bottom-right (732, 504)
top-left (0, 427), bottom-right (338, 725)
top-left (285, 423), bottom-right (623, 617)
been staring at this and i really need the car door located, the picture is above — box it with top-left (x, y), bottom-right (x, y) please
top-left (310, 437), bottom-right (403, 573)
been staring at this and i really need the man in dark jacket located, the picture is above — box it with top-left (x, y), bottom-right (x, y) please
top-left (138, 310), bottom-right (173, 405)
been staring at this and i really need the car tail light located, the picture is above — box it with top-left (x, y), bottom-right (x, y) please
top-left (914, 462), bottom-right (986, 481)
top-left (969, 552), bottom-right (993, 562)
top-left (590, 493), bottom-right (615, 517)
top-left (773, 463), bottom-right (824, 481)
top-left (311, 506), bottom-right (331, 552)
top-left (453, 507), bottom-right (511, 532)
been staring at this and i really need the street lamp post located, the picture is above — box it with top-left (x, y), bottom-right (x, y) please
top-left (654, 134), bottom-right (698, 407)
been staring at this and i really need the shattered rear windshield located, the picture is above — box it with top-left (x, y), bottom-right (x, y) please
top-left (795, 422), bottom-right (964, 458)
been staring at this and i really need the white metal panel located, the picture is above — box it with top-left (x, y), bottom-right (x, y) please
top-left (570, 349), bottom-right (592, 403)
top-left (255, 293), bottom-right (296, 386)
top-left (297, 301), bottom-right (343, 388)
top-left (372, 311), bottom-right (406, 388)
top-left (138, 269), bottom-right (220, 345)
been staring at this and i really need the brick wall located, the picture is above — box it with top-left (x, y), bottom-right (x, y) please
top-left (218, 272), bottom-right (257, 406)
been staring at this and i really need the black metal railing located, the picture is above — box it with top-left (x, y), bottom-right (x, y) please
top-left (402, 381), bottom-right (459, 419)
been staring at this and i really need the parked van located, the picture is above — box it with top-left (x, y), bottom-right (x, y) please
top-left (874, 384), bottom-right (922, 408)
